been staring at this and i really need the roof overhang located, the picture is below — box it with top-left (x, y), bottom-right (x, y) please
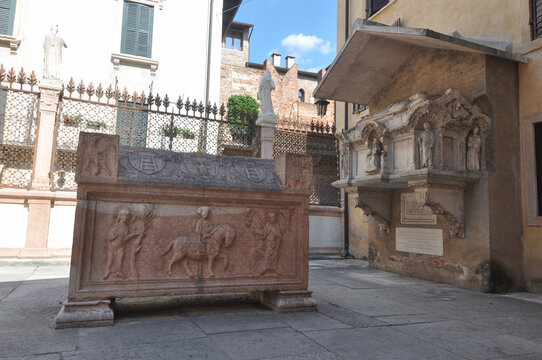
top-left (314, 19), bottom-right (528, 104)
top-left (222, 0), bottom-right (243, 38)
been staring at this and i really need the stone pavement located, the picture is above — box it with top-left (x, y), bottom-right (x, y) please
top-left (1, 259), bottom-right (542, 360)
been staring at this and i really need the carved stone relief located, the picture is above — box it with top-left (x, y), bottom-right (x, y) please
top-left (355, 189), bottom-right (391, 234)
top-left (77, 132), bottom-right (119, 179)
top-left (118, 149), bottom-right (282, 190)
top-left (245, 209), bottom-right (293, 275)
top-left (104, 205), bottom-right (156, 280)
top-left (162, 206), bottom-right (237, 278)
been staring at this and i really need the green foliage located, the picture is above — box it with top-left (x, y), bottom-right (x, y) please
top-left (161, 124), bottom-right (195, 139)
top-left (86, 119), bottom-right (108, 129)
top-left (226, 95), bottom-right (259, 136)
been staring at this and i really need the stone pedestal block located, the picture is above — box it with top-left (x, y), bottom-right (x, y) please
top-left (55, 300), bottom-right (114, 329)
top-left (260, 290), bottom-right (317, 312)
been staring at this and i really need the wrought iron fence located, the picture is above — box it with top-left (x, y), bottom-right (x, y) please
top-left (0, 66), bottom-right (39, 189)
top-left (53, 78), bottom-right (260, 190)
top-left (274, 117), bottom-right (340, 207)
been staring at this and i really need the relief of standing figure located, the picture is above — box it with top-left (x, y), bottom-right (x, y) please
top-left (467, 126), bottom-right (482, 172)
top-left (418, 122), bottom-right (435, 168)
top-left (256, 212), bottom-right (287, 275)
top-left (104, 209), bottom-right (142, 280)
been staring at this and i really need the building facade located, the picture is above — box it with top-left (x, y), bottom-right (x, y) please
top-left (317, 0), bottom-right (542, 292)
top-left (220, 22), bottom-right (335, 129)
top-left (0, 0), bottom-right (241, 257)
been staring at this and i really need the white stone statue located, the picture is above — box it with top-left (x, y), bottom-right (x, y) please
top-left (366, 141), bottom-right (383, 173)
top-left (256, 70), bottom-right (277, 124)
top-left (418, 122), bottom-right (434, 168)
top-left (467, 126), bottom-right (482, 172)
top-left (43, 26), bottom-right (67, 80)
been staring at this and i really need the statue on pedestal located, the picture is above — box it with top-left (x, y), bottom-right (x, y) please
top-left (418, 122), bottom-right (434, 168)
top-left (43, 25), bottom-right (67, 80)
top-left (467, 126), bottom-right (482, 172)
top-left (256, 71), bottom-right (277, 124)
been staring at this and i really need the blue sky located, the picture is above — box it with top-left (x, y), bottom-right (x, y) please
top-left (233, 0), bottom-right (337, 72)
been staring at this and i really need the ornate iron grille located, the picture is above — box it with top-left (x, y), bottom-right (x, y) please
top-left (53, 79), bottom-right (260, 190)
top-left (0, 66), bottom-right (39, 188)
top-left (273, 121), bottom-right (340, 207)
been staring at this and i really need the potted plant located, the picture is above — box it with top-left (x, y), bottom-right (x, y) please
top-left (161, 124), bottom-right (180, 138)
top-left (226, 95), bottom-right (259, 146)
top-left (179, 128), bottom-right (196, 139)
top-left (85, 119), bottom-right (107, 130)
top-left (63, 114), bottom-right (82, 127)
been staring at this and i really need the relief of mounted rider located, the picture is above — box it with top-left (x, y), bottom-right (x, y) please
top-left (161, 207), bottom-right (236, 278)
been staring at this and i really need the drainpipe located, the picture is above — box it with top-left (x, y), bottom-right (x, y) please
top-left (341, 0), bottom-right (350, 258)
top-left (201, 0), bottom-right (215, 151)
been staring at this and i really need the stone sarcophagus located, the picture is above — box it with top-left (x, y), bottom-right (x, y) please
top-left (55, 133), bottom-right (316, 328)
top-left (336, 89), bottom-right (491, 238)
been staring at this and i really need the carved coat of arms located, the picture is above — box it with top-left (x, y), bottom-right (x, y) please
top-left (129, 152), bottom-right (166, 175)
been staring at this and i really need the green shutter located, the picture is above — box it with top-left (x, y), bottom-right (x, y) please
top-left (116, 102), bottom-right (148, 147)
top-left (0, 0), bottom-right (16, 36)
top-left (121, 1), bottom-right (153, 58)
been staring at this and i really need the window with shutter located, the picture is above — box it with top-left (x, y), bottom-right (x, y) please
top-left (121, 1), bottom-right (154, 58)
top-left (366, 0), bottom-right (389, 18)
top-left (0, 0), bottom-right (16, 36)
top-left (531, 0), bottom-right (542, 40)
top-left (116, 101), bottom-right (148, 148)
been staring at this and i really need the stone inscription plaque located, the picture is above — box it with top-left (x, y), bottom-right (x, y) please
top-left (396, 227), bottom-right (443, 256)
top-left (400, 193), bottom-right (437, 225)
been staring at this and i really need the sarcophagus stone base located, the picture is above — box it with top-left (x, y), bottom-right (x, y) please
top-left (56, 133), bottom-right (316, 328)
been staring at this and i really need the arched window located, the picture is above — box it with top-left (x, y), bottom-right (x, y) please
top-left (298, 89), bottom-right (305, 102)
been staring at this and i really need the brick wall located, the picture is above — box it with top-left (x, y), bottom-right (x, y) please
top-left (220, 53), bottom-right (335, 127)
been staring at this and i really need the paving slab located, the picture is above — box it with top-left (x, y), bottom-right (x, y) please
top-left (192, 311), bottom-right (287, 334)
top-left (210, 327), bottom-right (327, 360)
top-left (303, 326), bottom-right (465, 360)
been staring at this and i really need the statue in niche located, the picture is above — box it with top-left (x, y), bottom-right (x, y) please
top-left (257, 70), bottom-right (276, 119)
top-left (161, 207), bottom-right (236, 278)
top-left (43, 25), bottom-right (67, 80)
top-left (418, 122), bottom-right (435, 168)
top-left (365, 140), bottom-right (383, 173)
top-left (104, 209), bottom-right (142, 280)
top-left (340, 145), bottom-right (350, 179)
top-left (467, 126), bottom-right (482, 172)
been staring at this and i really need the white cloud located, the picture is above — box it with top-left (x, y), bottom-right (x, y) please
top-left (319, 41), bottom-right (333, 55)
top-left (281, 34), bottom-right (334, 55)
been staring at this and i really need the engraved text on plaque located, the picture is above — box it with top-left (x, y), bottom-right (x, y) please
top-left (401, 193), bottom-right (437, 225)
top-left (396, 227), bottom-right (443, 256)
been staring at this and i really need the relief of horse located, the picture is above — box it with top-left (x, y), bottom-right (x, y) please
top-left (161, 223), bottom-right (236, 278)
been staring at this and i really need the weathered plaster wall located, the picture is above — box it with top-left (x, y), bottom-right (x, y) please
top-left (370, 0), bottom-right (527, 50)
top-left (368, 187), bottom-right (491, 291)
top-left (485, 57), bottom-right (525, 291)
top-left (520, 46), bottom-right (542, 292)
top-left (369, 50), bottom-right (486, 113)
top-left (347, 192), bottom-right (369, 259)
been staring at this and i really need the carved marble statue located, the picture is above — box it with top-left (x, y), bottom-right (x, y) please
top-left (418, 122), bottom-right (435, 168)
top-left (340, 146), bottom-right (350, 179)
top-left (257, 70), bottom-right (276, 119)
top-left (43, 26), bottom-right (67, 80)
top-left (366, 141), bottom-right (383, 173)
top-left (467, 126), bottom-right (482, 172)
top-left (104, 209), bottom-right (142, 280)
top-left (162, 207), bottom-right (236, 278)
